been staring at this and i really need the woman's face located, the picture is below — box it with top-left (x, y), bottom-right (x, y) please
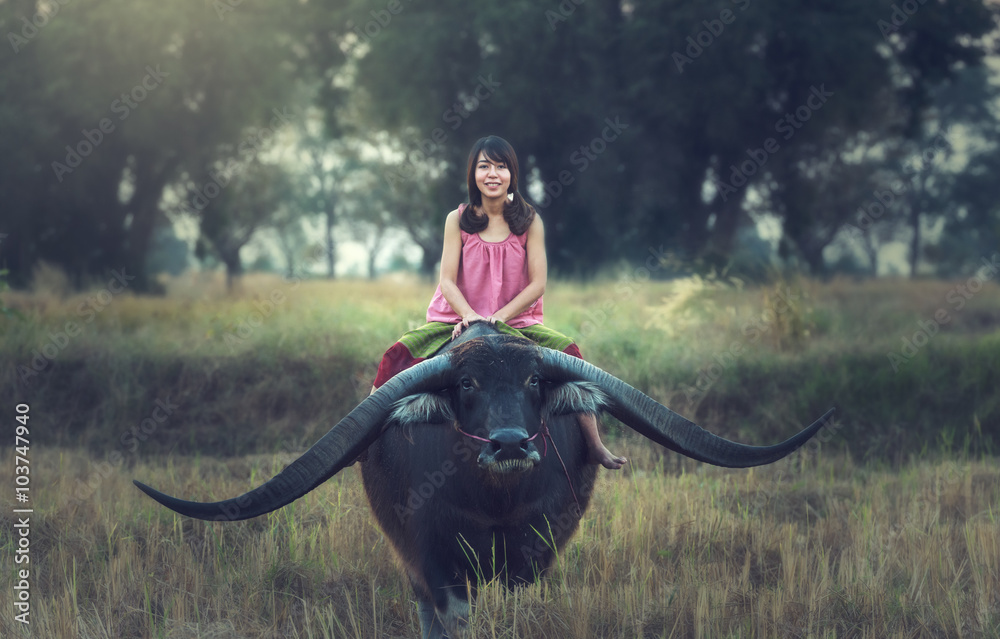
top-left (474, 151), bottom-right (511, 201)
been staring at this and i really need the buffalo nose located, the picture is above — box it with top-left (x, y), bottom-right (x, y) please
top-left (489, 429), bottom-right (531, 459)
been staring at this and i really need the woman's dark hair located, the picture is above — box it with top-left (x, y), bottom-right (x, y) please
top-left (460, 136), bottom-right (536, 236)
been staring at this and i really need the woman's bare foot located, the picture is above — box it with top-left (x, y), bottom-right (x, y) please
top-left (589, 445), bottom-right (628, 470)
top-left (578, 412), bottom-right (627, 470)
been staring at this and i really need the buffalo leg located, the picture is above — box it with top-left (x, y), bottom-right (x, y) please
top-left (436, 587), bottom-right (470, 639)
top-left (416, 598), bottom-right (448, 639)
top-left (414, 590), bottom-right (469, 639)
top-left (412, 571), bottom-right (470, 639)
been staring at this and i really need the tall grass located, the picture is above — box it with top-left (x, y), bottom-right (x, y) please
top-left (1, 272), bottom-right (998, 637)
top-left (2, 273), bottom-right (996, 459)
top-left (1, 448), bottom-right (997, 637)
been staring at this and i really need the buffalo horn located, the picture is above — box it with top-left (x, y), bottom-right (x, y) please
top-left (538, 348), bottom-right (834, 468)
top-left (133, 354), bottom-right (457, 521)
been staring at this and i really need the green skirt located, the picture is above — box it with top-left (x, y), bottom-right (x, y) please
top-left (373, 321), bottom-right (581, 388)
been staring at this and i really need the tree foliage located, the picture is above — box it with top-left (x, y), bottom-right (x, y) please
top-left (0, 0), bottom-right (346, 289)
top-left (346, 0), bottom-right (998, 275)
top-left (1, 0), bottom-right (997, 287)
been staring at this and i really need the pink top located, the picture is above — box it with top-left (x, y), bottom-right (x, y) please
top-left (426, 204), bottom-right (544, 328)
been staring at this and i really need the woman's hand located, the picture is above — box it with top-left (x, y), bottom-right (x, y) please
top-left (452, 313), bottom-right (490, 338)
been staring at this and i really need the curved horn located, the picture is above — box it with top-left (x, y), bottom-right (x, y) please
top-left (539, 349), bottom-right (834, 468)
top-left (134, 354), bottom-right (457, 521)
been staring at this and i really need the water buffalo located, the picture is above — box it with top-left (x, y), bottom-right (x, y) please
top-left (135, 321), bottom-right (834, 638)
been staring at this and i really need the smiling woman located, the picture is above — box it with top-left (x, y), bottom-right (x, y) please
top-left (372, 135), bottom-right (628, 471)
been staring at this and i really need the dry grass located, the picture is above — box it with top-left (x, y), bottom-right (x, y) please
top-left (1, 271), bottom-right (999, 637)
top-left (0, 447), bottom-right (997, 638)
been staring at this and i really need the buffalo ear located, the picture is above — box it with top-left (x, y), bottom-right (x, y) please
top-left (544, 381), bottom-right (612, 417)
top-left (389, 392), bottom-right (456, 425)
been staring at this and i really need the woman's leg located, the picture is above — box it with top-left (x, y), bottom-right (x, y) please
top-left (577, 412), bottom-right (627, 469)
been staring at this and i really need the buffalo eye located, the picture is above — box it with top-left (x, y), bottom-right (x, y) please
top-left (460, 378), bottom-right (474, 391)
top-left (528, 374), bottom-right (540, 387)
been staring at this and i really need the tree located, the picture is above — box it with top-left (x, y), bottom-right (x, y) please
top-left (341, 0), bottom-right (998, 275)
top-left (293, 110), bottom-right (349, 279)
top-left (920, 66), bottom-right (1000, 276)
top-left (270, 206), bottom-right (311, 279)
top-left (347, 0), bottom-right (628, 274)
top-left (0, 0), bottom-right (349, 290)
top-left (195, 160), bottom-right (295, 292)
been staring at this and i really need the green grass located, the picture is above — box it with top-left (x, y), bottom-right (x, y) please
top-left (2, 273), bottom-right (996, 460)
top-left (0, 272), bottom-right (998, 637)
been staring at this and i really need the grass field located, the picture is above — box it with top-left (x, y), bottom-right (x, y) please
top-left (1, 272), bottom-right (998, 637)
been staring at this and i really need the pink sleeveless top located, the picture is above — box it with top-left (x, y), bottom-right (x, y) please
top-left (426, 204), bottom-right (544, 328)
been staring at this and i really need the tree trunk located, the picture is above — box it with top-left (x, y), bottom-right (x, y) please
top-left (800, 241), bottom-right (828, 277)
top-left (277, 233), bottom-right (296, 279)
top-left (419, 245), bottom-right (438, 280)
top-left (705, 191), bottom-right (745, 265)
top-left (325, 196), bottom-right (336, 279)
top-left (782, 222), bottom-right (829, 277)
top-left (909, 178), bottom-right (924, 278)
top-left (863, 233), bottom-right (880, 276)
top-left (224, 256), bottom-right (244, 294)
top-left (125, 154), bottom-right (180, 293)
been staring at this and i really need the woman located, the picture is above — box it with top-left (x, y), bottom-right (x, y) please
top-left (373, 135), bottom-right (625, 469)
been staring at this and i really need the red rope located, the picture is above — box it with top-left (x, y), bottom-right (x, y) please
top-left (542, 419), bottom-right (582, 514)
top-left (456, 428), bottom-right (491, 443)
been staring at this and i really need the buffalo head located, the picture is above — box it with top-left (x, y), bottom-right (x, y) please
top-left (387, 328), bottom-right (613, 478)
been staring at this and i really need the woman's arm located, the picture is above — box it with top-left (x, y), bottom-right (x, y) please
top-left (492, 215), bottom-right (547, 324)
top-left (438, 209), bottom-right (486, 334)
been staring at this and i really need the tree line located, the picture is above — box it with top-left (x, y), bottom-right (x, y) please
top-left (1, 0), bottom-right (998, 291)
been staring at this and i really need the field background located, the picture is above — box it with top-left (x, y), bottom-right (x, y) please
top-left (1, 273), bottom-right (998, 638)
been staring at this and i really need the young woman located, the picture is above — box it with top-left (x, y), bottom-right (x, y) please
top-left (373, 135), bottom-right (625, 469)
